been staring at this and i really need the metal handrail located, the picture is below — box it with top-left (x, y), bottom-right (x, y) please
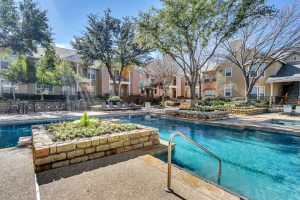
top-left (166, 131), bottom-right (222, 192)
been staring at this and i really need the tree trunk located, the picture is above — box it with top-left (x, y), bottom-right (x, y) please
top-left (117, 82), bottom-right (121, 97)
top-left (41, 87), bottom-right (44, 101)
top-left (161, 84), bottom-right (166, 108)
top-left (245, 91), bottom-right (251, 102)
top-left (190, 83), bottom-right (197, 106)
top-left (198, 79), bottom-right (202, 99)
top-left (66, 86), bottom-right (70, 101)
top-left (11, 85), bottom-right (16, 101)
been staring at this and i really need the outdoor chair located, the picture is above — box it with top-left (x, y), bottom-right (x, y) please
top-left (129, 102), bottom-right (141, 110)
top-left (116, 102), bottom-right (127, 110)
top-left (108, 102), bottom-right (118, 110)
top-left (295, 106), bottom-right (300, 115)
top-left (283, 105), bottom-right (292, 115)
top-left (99, 102), bottom-right (110, 111)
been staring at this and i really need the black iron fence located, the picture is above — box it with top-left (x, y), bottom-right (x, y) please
top-left (0, 100), bottom-right (92, 114)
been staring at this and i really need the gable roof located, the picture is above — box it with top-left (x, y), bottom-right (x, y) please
top-left (267, 63), bottom-right (300, 83)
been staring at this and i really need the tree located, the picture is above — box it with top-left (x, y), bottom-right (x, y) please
top-left (222, 3), bottom-right (300, 101)
top-left (55, 60), bottom-right (81, 100)
top-left (72, 9), bottom-right (150, 96)
top-left (137, 0), bottom-right (274, 103)
top-left (0, 54), bottom-right (28, 100)
top-left (36, 47), bottom-right (58, 100)
top-left (144, 55), bottom-right (178, 107)
top-left (0, 0), bottom-right (53, 53)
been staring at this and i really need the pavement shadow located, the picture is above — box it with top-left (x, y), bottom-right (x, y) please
top-left (36, 144), bottom-right (167, 185)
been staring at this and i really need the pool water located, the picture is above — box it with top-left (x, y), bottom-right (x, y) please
top-left (120, 115), bottom-right (300, 200)
top-left (0, 118), bottom-right (75, 148)
top-left (268, 119), bottom-right (300, 126)
top-left (1, 115), bottom-right (300, 200)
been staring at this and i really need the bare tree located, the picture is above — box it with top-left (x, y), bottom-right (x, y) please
top-left (137, 0), bottom-right (273, 104)
top-left (144, 55), bottom-right (178, 107)
top-left (222, 3), bottom-right (300, 101)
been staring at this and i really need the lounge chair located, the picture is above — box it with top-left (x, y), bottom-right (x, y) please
top-left (129, 102), bottom-right (141, 110)
top-left (100, 102), bottom-right (110, 111)
top-left (295, 106), bottom-right (300, 115)
top-left (116, 102), bottom-right (129, 110)
top-left (108, 102), bottom-right (118, 110)
top-left (283, 105), bottom-right (292, 115)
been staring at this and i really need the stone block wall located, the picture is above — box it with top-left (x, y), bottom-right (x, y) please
top-left (230, 108), bottom-right (268, 115)
top-left (166, 110), bottom-right (228, 120)
top-left (32, 124), bottom-right (160, 172)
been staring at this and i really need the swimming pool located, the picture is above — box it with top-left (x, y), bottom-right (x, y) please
top-left (267, 119), bottom-right (300, 126)
top-left (1, 115), bottom-right (300, 200)
top-left (120, 115), bottom-right (300, 200)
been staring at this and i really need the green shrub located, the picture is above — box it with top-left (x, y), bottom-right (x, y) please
top-left (80, 112), bottom-right (89, 127)
top-left (48, 119), bottom-right (138, 141)
top-left (107, 96), bottom-right (123, 103)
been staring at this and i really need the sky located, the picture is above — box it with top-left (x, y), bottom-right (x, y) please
top-left (37, 0), bottom-right (294, 49)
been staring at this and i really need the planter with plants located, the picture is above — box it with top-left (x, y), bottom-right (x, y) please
top-left (32, 112), bottom-right (160, 172)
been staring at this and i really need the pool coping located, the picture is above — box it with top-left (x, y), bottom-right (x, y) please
top-left (140, 152), bottom-right (246, 200)
top-left (0, 111), bottom-right (152, 126)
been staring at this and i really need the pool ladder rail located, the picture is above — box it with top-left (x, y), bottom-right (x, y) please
top-left (165, 131), bottom-right (222, 193)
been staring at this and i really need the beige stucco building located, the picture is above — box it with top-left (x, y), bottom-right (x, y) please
top-left (205, 51), bottom-right (300, 105)
top-left (0, 47), bottom-right (141, 98)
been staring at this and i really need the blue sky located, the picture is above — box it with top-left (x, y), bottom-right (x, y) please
top-left (37, 0), bottom-right (293, 49)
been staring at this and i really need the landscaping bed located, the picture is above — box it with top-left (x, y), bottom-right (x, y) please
top-left (32, 114), bottom-right (160, 172)
top-left (165, 110), bottom-right (229, 120)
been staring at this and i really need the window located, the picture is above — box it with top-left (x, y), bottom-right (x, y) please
top-left (225, 68), bottom-right (232, 77)
top-left (154, 88), bottom-right (157, 94)
top-left (250, 86), bottom-right (265, 99)
top-left (293, 55), bottom-right (297, 61)
top-left (224, 87), bottom-right (232, 97)
top-left (204, 74), bottom-right (210, 82)
top-left (205, 90), bottom-right (215, 97)
top-left (88, 68), bottom-right (96, 80)
top-left (0, 79), bottom-right (15, 93)
top-left (250, 64), bottom-right (265, 78)
top-left (258, 64), bottom-right (265, 77)
top-left (0, 60), bottom-right (9, 69)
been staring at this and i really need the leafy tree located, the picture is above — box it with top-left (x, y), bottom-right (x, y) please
top-left (36, 47), bottom-right (58, 100)
top-left (0, 54), bottom-right (27, 100)
top-left (0, 0), bottom-right (53, 53)
top-left (222, 3), bottom-right (300, 102)
top-left (72, 9), bottom-right (150, 96)
top-left (145, 55), bottom-right (178, 107)
top-left (55, 60), bottom-right (81, 100)
top-left (137, 0), bottom-right (274, 102)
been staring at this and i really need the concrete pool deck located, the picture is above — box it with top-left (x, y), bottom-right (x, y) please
top-left (0, 147), bottom-right (36, 200)
top-left (0, 143), bottom-right (241, 200)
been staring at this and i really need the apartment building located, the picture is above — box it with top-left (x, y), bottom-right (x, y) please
top-left (201, 50), bottom-right (300, 104)
top-left (140, 69), bottom-right (188, 99)
top-left (0, 46), bottom-right (141, 97)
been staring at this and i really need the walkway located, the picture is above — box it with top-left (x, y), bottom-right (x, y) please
top-left (0, 147), bottom-right (36, 200)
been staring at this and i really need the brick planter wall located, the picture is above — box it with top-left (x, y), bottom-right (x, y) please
top-left (32, 122), bottom-right (160, 172)
top-left (230, 108), bottom-right (268, 115)
top-left (166, 110), bottom-right (228, 121)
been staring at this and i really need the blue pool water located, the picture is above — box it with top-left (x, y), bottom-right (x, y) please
top-left (268, 119), bottom-right (300, 126)
top-left (120, 115), bottom-right (300, 200)
top-left (1, 115), bottom-right (300, 200)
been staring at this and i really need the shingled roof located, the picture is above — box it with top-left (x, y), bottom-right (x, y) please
top-left (271, 63), bottom-right (300, 78)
